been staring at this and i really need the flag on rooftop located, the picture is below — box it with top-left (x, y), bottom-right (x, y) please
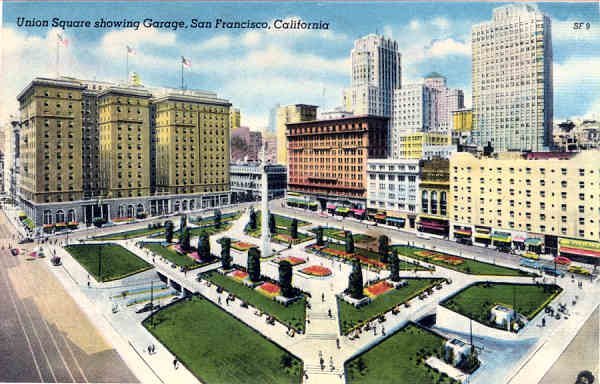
top-left (127, 45), bottom-right (136, 55)
top-left (57, 33), bottom-right (68, 47)
top-left (181, 56), bottom-right (191, 69)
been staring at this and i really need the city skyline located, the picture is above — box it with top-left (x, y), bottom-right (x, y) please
top-left (2, 2), bottom-right (599, 130)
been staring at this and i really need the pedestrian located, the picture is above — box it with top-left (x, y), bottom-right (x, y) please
top-left (321, 293), bottom-right (325, 302)
top-left (382, 326), bottom-right (386, 336)
top-left (173, 358), bottom-right (178, 369)
top-left (87, 281), bottom-right (90, 287)
top-left (148, 345), bottom-right (152, 354)
top-left (218, 296), bottom-right (221, 304)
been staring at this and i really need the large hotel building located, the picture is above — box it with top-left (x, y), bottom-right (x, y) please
top-left (472, 3), bottom-right (553, 152)
top-left (16, 77), bottom-right (231, 227)
top-left (287, 115), bottom-right (388, 208)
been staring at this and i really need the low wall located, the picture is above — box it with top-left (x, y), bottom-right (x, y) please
top-left (436, 305), bottom-right (518, 341)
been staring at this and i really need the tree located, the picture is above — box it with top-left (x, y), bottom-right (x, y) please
top-left (249, 210), bottom-right (257, 230)
top-left (345, 231), bottom-right (355, 254)
top-left (247, 247), bottom-right (261, 282)
top-left (214, 209), bottom-right (222, 229)
top-left (390, 249), bottom-right (400, 281)
top-left (279, 260), bottom-right (293, 298)
top-left (348, 259), bottom-right (364, 299)
top-left (165, 221), bottom-right (174, 243)
top-left (221, 237), bottom-right (232, 270)
top-left (198, 232), bottom-right (210, 259)
top-left (181, 228), bottom-right (191, 251)
top-left (269, 213), bottom-right (277, 234)
top-left (316, 226), bottom-right (324, 246)
top-left (379, 235), bottom-right (389, 264)
top-left (179, 214), bottom-right (187, 234)
top-left (291, 218), bottom-right (298, 239)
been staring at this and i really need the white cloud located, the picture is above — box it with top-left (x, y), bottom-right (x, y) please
top-left (553, 19), bottom-right (600, 42)
top-left (431, 17), bottom-right (450, 30)
top-left (242, 31), bottom-right (262, 47)
top-left (427, 38), bottom-right (471, 57)
top-left (553, 56), bottom-right (600, 86)
top-left (409, 20), bottom-right (420, 31)
top-left (195, 34), bottom-right (232, 51)
top-left (100, 28), bottom-right (176, 61)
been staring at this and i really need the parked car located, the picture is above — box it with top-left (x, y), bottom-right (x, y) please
top-left (568, 265), bottom-right (591, 276)
top-left (18, 238), bottom-right (33, 244)
top-left (523, 252), bottom-right (539, 260)
top-left (520, 258), bottom-right (541, 269)
top-left (554, 256), bottom-right (572, 265)
top-left (542, 266), bottom-right (565, 277)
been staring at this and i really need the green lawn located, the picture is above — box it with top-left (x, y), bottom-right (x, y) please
top-left (338, 279), bottom-right (442, 335)
top-left (193, 213), bottom-right (241, 225)
top-left (143, 242), bottom-right (199, 268)
top-left (203, 271), bottom-right (307, 332)
top-left (247, 212), bottom-right (313, 243)
top-left (393, 245), bottom-right (534, 277)
top-left (325, 242), bottom-right (427, 271)
top-left (64, 244), bottom-right (153, 282)
top-left (310, 227), bottom-right (374, 243)
top-left (441, 282), bottom-right (562, 326)
top-left (144, 296), bottom-right (302, 384)
top-left (345, 323), bottom-right (454, 384)
top-left (155, 223), bottom-right (232, 239)
top-left (92, 227), bottom-right (166, 240)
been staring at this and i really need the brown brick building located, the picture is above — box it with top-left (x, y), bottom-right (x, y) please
top-left (287, 115), bottom-right (388, 208)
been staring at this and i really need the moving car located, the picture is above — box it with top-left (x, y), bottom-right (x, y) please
top-left (520, 258), bottom-right (541, 269)
top-left (542, 265), bottom-right (565, 277)
top-left (523, 252), bottom-right (539, 260)
top-left (554, 256), bottom-right (572, 265)
top-left (568, 265), bottom-right (591, 276)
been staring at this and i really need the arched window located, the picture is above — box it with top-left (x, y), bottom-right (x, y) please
top-left (174, 201), bottom-right (180, 212)
top-left (189, 200), bottom-right (195, 210)
top-left (56, 210), bottom-right (65, 224)
top-left (182, 200), bottom-right (188, 211)
top-left (421, 191), bottom-right (429, 214)
top-left (136, 203), bottom-right (144, 215)
top-left (67, 209), bottom-right (76, 222)
top-left (440, 192), bottom-right (447, 216)
top-left (118, 205), bottom-right (125, 218)
top-left (127, 205), bottom-right (134, 218)
top-left (43, 210), bottom-right (52, 225)
top-left (431, 191), bottom-right (438, 215)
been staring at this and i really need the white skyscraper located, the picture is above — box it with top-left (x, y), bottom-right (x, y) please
top-left (343, 34), bottom-right (402, 118)
top-left (424, 73), bottom-right (465, 134)
top-left (472, 4), bottom-right (553, 152)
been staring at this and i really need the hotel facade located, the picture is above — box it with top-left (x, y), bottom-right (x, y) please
top-left (16, 77), bottom-right (231, 228)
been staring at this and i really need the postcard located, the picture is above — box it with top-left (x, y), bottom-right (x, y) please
top-left (0, 1), bottom-right (598, 384)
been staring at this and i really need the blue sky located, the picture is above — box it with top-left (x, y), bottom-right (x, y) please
top-left (2, 1), bottom-right (599, 128)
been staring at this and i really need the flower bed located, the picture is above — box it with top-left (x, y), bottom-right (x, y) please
top-left (256, 282), bottom-right (281, 298)
top-left (273, 234), bottom-right (294, 243)
top-left (68, 221), bottom-right (79, 229)
top-left (43, 224), bottom-right (55, 233)
top-left (299, 265), bottom-right (332, 277)
top-left (416, 250), bottom-right (464, 266)
top-left (112, 217), bottom-right (134, 223)
top-left (229, 270), bottom-right (249, 282)
top-left (307, 244), bottom-right (386, 268)
top-left (231, 241), bottom-right (256, 251)
top-left (273, 256), bottom-right (306, 266)
top-left (364, 280), bottom-right (393, 299)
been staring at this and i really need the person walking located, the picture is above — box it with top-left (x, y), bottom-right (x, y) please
top-left (173, 358), bottom-right (178, 369)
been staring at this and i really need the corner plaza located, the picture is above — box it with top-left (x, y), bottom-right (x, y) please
top-left (37, 205), bottom-right (600, 384)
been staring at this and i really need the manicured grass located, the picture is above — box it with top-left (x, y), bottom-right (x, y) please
top-left (393, 245), bottom-right (534, 277)
top-left (193, 213), bottom-right (241, 225)
top-left (310, 227), bottom-right (374, 243)
top-left (252, 212), bottom-right (310, 230)
top-left (441, 282), bottom-right (562, 326)
top-left (338, 278), bottom-right (443, 335)
top-left (156, 223), bottom-right (232, 239)
top-left (203, 271), bottom-right (307, 332)
top-left (64, 244), bottom-right (152, 282)
top-left (247, 212), bottom-right (313, 243)
top-left (144, 296), bottom-right (302, 384)
top-left (345, 323), bottom-right (453, 384)
top-left (143, 243), bottom-right (198, 268)
top-left (93, 226), bottom-right (166, 240)
top-left (325, 242), bottom-right (427, 271)
top-left (248, 226), bottom-right (313, 244)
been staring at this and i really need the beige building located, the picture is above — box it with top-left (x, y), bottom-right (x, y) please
top-left (276, 104), bottom-right (317, 165)
top-left (449, 151), bottom-right (600, 257)
top-left (230, 107), bottom-right (241, 130)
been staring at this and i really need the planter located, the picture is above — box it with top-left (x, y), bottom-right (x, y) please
top-left (340, 293), bottom-right (370, 308)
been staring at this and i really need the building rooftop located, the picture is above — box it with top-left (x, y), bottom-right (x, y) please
top-left (523, 152), bottom-right (577, 160)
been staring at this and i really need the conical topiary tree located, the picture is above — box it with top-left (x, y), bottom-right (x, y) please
top-left (390, 249), bottom-right (400, 282)
top-left (279, 260), bottom-right (293, 298)
top-left (179, 214), bottom-right (187, 234)
top-left (181, 228), bottom-right (191, 251)
top-left (379, 235), bottom-right (389, 264)
top-left (165, 220), bottom-right (174, 243)
top-left (291, 218), bottom-right (298, 239)
top-left (221, 237), bottom-right (232, 270)
top-left (197, 232), bottom-right (210, 259)
top-left (269, 213), bottom-right (277, 235)
top-left (316, 226), bottom-right (324, 246)
top-left (214, 209), bottom-right (222, 229)
top-left (249, 210), bottom-right (257, 230)
top-left (348, 259), bottom-right (364, 299)
top-left (247, 247), bottom-right (261, 282)
top-left (345, 231), bottom-right (355, 254)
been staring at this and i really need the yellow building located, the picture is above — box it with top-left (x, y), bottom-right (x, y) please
top-left (398, 133), bottom-right (450, 159)
top-left (16, 78), bottom-right (86, 205)
top-left (98, 87), bottom-right (152, 199)
top-left (230, 107), bottom-right (241, 130)
top-left (450, 151), bottom-right (600, 257)
top-left (276, 104), bottom-right (317, 165)
top-left (418, 159), bottom-right (450, 236)
top-left (154, 94), bottom-right (231, 196)
top-left (452, 109), bottom-right (473, 133)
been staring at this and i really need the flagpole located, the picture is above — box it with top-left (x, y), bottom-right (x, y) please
top-left (56, 38), bottom-right (59, 78)
top-left (126, 48), bottom-right (129, 85)
top-left (181, 61), bottom-right (184, 90)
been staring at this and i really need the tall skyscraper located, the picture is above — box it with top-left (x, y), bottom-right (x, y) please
top-left (472, 4), bottom-right (553, 152)
top-left (424, 73), bottom-right (465, 134)
top-left (276, 104), bottom-right (317, 165)
top-left (230, 107), bottom-right (241, 130)
top-left (267, 103), bottom-right (280, 136)
top-left (343, 34), bottom-right (402, 118)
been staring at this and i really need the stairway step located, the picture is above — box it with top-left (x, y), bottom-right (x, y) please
top-left (305, 333), bottom-right (339, 340)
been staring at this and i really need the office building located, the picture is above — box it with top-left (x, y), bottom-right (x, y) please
top-left (366, 159), bottom-right (420, 229)
top-left (424, 73), bottom-right (465, 134)
top-left (472, 4), bottom-right (553, 152)
top-left (230, 163), bottom-right (287, 202)
top-left (396, 133), bottom-right (453, 159)
top-left (230, 107), bottom-right (241, 130)
top-left (287, 115), bottom-right (388, 208)
top-left (452, 108), bottom-right (474, 145)
top-left (449, 151), bottom-right (600, 259)
top-left (248, 131), bottom-right (263, 162)
top-left (418, 159), bottom-right (450, 236)
top-left (276, 104), bottom-right (318, 165)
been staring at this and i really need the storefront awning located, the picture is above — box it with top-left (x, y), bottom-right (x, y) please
top-left (525, 238), bottom-right (542, 246)
top-left (513, 237), bottom-right (526, 242)
top-left (386, 217), bottom-right (405, 224)
top-left (418, 221), bottom-right (447, 230)
top-left (492, 232), bottom-right (511, 242)
top-left (475, 226), bottom-right (491, 234)
top-left (326, 204), bottom-right (337, 209)
top-left (375, 214), bottom-right (386, 219)
top-left (455, 229), bottom-right (472, 236)
top-left (474, 234), bottom-right (491, 240)
top-left (352, 209), bottom-right (365, 215)
top-left (560, 247), bottom-right (600, 258)
top-left (336, 207), bottom-right (350, 213)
